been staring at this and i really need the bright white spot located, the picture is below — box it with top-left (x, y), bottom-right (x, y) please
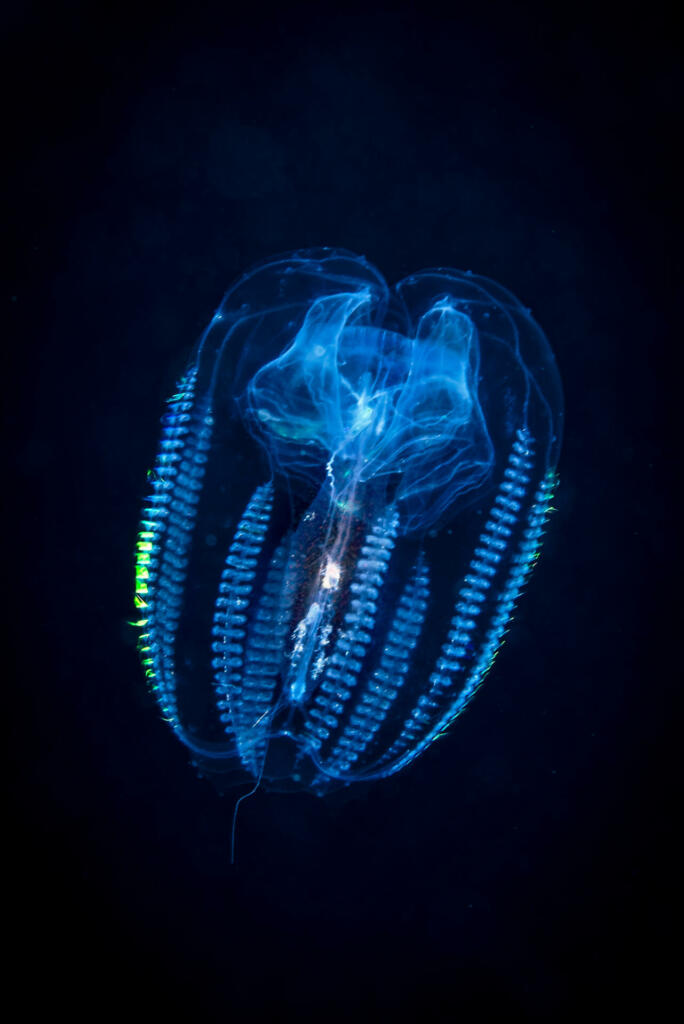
top-left (321, 559), bottom-right (341, 591)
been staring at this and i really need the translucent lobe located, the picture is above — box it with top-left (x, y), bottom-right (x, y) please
top-left (243, 286), bottom-right (493, 535)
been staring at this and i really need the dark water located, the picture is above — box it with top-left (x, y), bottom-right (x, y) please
top-left (6, 3), bottom-right (678, 1017)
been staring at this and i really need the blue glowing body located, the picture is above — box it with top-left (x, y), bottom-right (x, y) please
top-left (135, 249), bottom-right (563, 794)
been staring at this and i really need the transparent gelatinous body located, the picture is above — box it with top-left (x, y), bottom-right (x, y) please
top-left (134, 249), bottom-right (563, 794)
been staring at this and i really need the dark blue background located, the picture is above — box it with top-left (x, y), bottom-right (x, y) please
top-left (6, 1), bottom-right (678, 1017)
